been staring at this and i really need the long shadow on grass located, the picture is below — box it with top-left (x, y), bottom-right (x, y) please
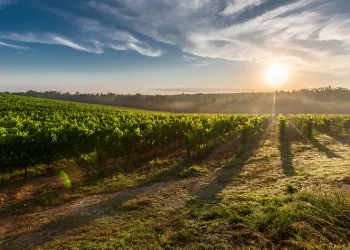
top-left (1, 146), bottom-right (187, 218)
top-left (2, 185), bottom-right (153, 249)
top-left (326, 132), bottom-right (350, 145)
top-left (2, 137), bottom-right (238, 249)
top-left (190, 127), bottom-right (268, 201)
top-left (279, 133), bottom-right (294, 177)
top-left (280, 118), bottom-right (316, 176)
top-left (309, 136), bottom-right (339, 158)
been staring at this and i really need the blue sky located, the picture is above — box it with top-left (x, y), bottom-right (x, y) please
top-left (1, 0), bottom-right (350, 93)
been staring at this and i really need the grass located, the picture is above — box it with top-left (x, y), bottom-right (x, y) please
top-left (0, 151), bottom-right (185, 217)
top-left (82, 173), bottom-right (141, 194)
top-left (120, 196), bottom-right (153, 211)
top-left (0, 162), bottom-right (69, 184)
top-left (285, 183), bottom-right (298, 194)
top-left (43, 218), bottom-right (162, 250)
top-left (245, 186), bottom-right (350, 248)
top-left (2, 126), bottom-right (350, 249)
top-left (178, 165), bottom-right (207, 178)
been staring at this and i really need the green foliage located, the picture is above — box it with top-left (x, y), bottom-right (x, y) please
top-left (239, 117), bottom-right (267, 149)
top-left (0, 94), bottom-right (271, 176)
top-left (82, 174), bottom-right (138, 194)
top-left (59, 171), bottom-right (72, 189)
top-left (178, 165), bottom-right (207, 178)
top-left (277, 114), bottom-right (288, 140)
top-left (285, 183), bottom-right (297, 194)
top-left (288, 114), bottom-right (350, 137)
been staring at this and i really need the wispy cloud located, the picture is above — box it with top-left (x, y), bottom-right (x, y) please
top-left (86, 0), bottom-right (350, 75)
top-left (75, 17), bottom-right (163, 57)
top-left (182, 55), bottom-right (196, 62)
top-left (0, 4), bottom-right (163, 57)
top-left (191, 61), bottom-right (210, 67)
top-left (52, 36), bottom-right (94, 53)
top-left (0, 41), bottom-right (27, 50)
top-left (182, 54), bottom-right (210, 66)
top-left (33, 4), bottom-right (163, 57)
top-left (222, 0), bottom-right (263, 15)
top-left (2, 0), bottom-right (350, 74)
top-left (0, 33), bottom-right (103, 54)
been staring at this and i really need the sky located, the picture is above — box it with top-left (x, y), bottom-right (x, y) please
top-left (0, 0), bottom-right (350, 94)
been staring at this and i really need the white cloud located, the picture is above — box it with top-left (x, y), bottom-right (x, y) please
top-left (0, 33), bottom-right (103, 54)
top-left (182, 55), bottom-right (196, 61)
top-left (108, 42), bottom-right (163, 57)
top-left (3, 0), bottom-right (350, 73)
top-left (75, 17), bottom-right (163, 57)
top-left (191, 61), bottom-right (210, 67)
top-left (319, 18), bottom-right (350, 43)
top-left (87, 0), bottom-right (350, 75)
top-left (52, 36), bottom-right (93, 53)
top-left (127, 42), bottom-right (163, 57)
top-left (0, 41), bottom-right (27, 50)
top-left (181, 54), bottom-right (210, 66)
top-left (223, 0), bottom-right (262, 15)
top-left (86, 0), bottom-right (210, 45)
top-left (0, 13), bottom-right (162, 57)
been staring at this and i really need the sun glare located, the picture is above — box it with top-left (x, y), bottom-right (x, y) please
top-left (266, 65), bottom-right (288, 86)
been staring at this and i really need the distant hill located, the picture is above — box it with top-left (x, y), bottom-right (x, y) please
top-left (6, 87), bottom-right (350, 114)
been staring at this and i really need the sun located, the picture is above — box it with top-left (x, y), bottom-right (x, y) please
top-left (266, 65), bottom-right (288, 86)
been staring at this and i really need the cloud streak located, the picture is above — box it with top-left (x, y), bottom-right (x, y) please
top-left (0, 5), bottom-right (163, 57)
top-left (0, 33), bottom-right (103, 54)
top-left (191, 61), bottom-right (210, 67)
top-left (76, 17), bottom-right (163, 57)
top-left (222, 0), bottom-right (263, 15)
top-left (0, 41), bottom-right (27, 50)
top-left (182, 54), bottom-right (210, 67)
top-left (52, 36), bottom-right (94, 53)
top-left (86, 0), bottom-right (350, 75)
top-left (2, 0), bottom-right (350, 75)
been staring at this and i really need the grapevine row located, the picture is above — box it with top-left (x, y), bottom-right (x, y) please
top-left (288, 114), bottom-right (350, 137)
top-left (0, 95), bottom-right (271, 177)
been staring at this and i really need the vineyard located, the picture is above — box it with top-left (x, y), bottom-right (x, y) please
top-left (0, 94), bottom-right (270, 179)
top-left (1, 94), bottom-right (350, 249)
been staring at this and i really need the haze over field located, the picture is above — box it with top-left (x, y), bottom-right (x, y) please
top-left (1, 0), bottom-right (350, 93)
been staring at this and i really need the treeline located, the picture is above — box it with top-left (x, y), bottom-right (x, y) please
top-left (7, 86), bottom-right (350, 114)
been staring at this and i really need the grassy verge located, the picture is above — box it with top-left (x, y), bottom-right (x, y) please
top-left (42, 185), bottom-right (350, 249)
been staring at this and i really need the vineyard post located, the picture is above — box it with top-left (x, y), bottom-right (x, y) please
top-left (0, 164), bottom-right (4, 185)
top-left (185, 134), bottom-right (191, 158)
top-left (0, 161), bottom-right (3, 185)
top-left (307, 120), bottom-right (313, 138)
top-left (278, 115), bottom-right (287, 141)
top-left (96, 135), bottom-right (104, 169)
